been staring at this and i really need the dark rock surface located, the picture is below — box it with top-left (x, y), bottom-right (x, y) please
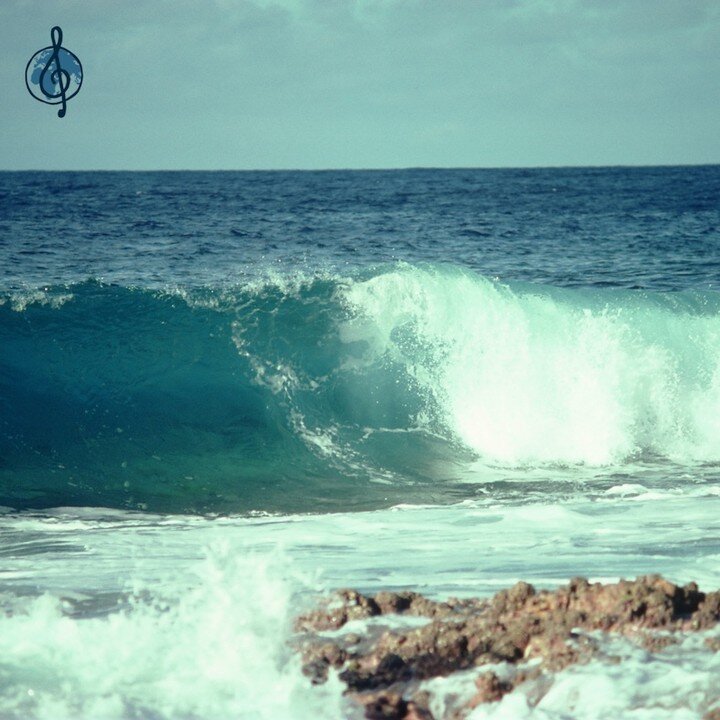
top-left (294, 575), bottom-right (720, 719)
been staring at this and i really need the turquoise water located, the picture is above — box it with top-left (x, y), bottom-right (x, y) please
top-left (1, 167), bottom-right (719, 718)
top-left (2, 267), bottom-right (720, 514)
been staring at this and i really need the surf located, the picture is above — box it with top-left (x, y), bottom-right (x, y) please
top-left (2, 264), bottom-right (719, 514)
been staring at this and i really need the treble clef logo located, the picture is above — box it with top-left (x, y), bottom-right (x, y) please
top-left (25, 26), bottom-right (83, 118)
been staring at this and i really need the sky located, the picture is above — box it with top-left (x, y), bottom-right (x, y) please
top-left (0, 0), bottom-right (718, 170)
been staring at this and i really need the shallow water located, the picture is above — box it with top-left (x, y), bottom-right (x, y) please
top-left (1, 488), bottom-right (719, 718)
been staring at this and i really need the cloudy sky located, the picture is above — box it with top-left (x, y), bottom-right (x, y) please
top-left (1, 0), bottom-right (718, 169)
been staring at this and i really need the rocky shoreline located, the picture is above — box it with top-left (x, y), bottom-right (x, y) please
top-left (294, 575), bottom-right (720, 719)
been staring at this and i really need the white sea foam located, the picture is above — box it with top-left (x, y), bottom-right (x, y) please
top-left (468, 632), bottom-right (720, 719)
top-left (1, 485), bottom-right (718, 719)
top-left (0, 543), bottom-right (342, 720)
top-left (6, 288), bottom-right (74, 312)
top-left (342, 265), bottom-right (720, 466)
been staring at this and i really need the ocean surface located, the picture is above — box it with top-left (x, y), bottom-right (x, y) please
top-left (1, 166), bottom-right (719, 718)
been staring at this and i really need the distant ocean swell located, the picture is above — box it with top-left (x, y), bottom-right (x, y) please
top-left (2, 263), bottom-right (719, 513)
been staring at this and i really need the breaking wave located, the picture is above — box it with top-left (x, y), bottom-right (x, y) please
top-left (2, 264), bottom-right (720, 513)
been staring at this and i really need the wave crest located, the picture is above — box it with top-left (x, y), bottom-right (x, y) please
top-left (2, 266), bottom-right (719, 512)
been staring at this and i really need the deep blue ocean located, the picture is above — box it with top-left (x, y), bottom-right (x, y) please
top-left (2, 167), bottom-right (720, 720)
top-left (1, 166), bottom-right (720, 514)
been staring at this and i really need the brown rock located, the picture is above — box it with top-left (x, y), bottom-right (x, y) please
top-left (359, 691), bottom-right (406, 720)
top-left (693, 592), bottom-right (720, 630)
top-left (466, 671), bottom-right (513, 707)
top-left (295, 589), bottom-right (381, 632)
top-left (295, 575), bottom-right (720, 720)
top-left (301, 641), bottom-right (347, 684)
top-left (356, 690), bottom-right (435, 720)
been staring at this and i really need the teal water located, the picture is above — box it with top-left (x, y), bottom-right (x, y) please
top-left (2, 264), bottom-right (720, 513)
top-left (1, 168), bottom-right (719, 719)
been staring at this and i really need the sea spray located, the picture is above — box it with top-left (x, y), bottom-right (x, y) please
top-left (342, 265), bottom-right (720, 465)
top-left (0, 543), bottom-right (342, 720)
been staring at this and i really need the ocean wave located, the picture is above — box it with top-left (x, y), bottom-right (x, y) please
top-left (2, 264), bottom-right (720, 513)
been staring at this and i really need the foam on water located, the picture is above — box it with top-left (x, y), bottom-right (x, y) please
top-left (0, 489), bottom-right (718, 719)
top-left (3, 165), bottom-right (719, 719)
top-left (0, 543), bottom-right (342, 720)
top-left (466, 633), bottom-right (720, 719)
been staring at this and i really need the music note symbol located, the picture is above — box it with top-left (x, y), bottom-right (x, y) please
top-left (25, 26), bottom-right (83, 118)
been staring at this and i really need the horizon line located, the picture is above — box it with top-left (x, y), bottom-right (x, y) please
top-left (1, 162), bottom-right (719, 173)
